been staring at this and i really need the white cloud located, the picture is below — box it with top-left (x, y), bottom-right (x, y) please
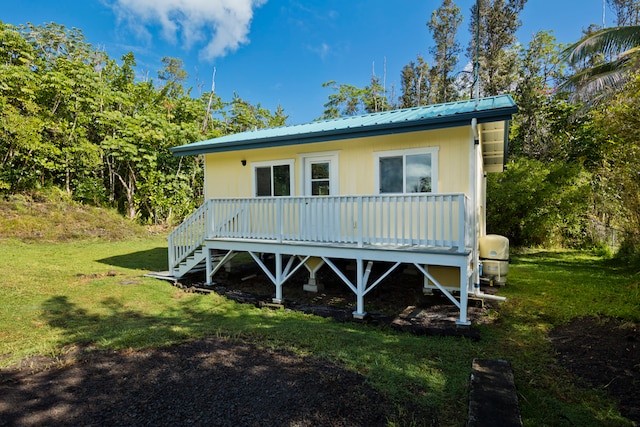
top-left (109, 0), bottom-right (267, 60)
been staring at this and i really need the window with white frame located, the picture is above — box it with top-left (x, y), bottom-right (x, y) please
top-left (300, 152), bottom-right (339, 196)
top-left (253, 160), bottom-right (294, 196)
top-left (374, 147), bottom-right (438, 194)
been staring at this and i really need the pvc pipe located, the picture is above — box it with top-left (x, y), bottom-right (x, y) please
top-left (472, 290), bottom-right (507, 302)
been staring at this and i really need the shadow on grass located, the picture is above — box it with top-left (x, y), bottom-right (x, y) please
top-left (97, 247), bottom-right (168, 271)
top-left (3, 294), bottom-right (462, 425)
top-left (0, 297), bottom-right (400, 426)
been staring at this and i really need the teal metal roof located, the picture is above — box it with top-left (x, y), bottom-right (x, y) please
top-left (171, 95), bottom-right (518, 156)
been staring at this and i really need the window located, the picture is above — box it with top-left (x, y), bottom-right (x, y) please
top-left (253, 160), bottom-right (294, 196)
top-left (310, 162), bottom-right (330, 195)
top-left (375, 148), bottom-right (438, 194)
top-left (300, 152), bottom-right (339, 196)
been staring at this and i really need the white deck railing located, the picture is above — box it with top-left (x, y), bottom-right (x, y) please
top-left (169, 193), bottom-right (472, 270)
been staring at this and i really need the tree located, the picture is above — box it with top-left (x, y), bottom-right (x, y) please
top-left (320, 75), bottom-right (393, 119)
top-left (21, 22), bottom-right (94, 64)
top-left (398, 56), bottom-right (430, 108)
top-left (563, 25), bottom-right (640, 105)
top-left (607, 0), bottom-right (640, 26)
top-left (226, 93), bottom-right (287, 132)
top-left (158, 56), bottom-right (188, 100)
top-left (0, 22), bottom-right (104, 195)
top-left (0, 21), bottom-right (290, 225)
top-left (486, 157), bottom-right (591, 247)
top-left (364, 72), bottom-right (391, 113)
top-left (466, 0), bottom-right (527, 97)
top-left (0, 23), bottom-right (44, 192)
top-left (591, 74), bottom-right (640, 261)
top-left (320, 81), bottom-right (367, 119)
top-left (427, 0), bottom-right (463, 103)
top-left (510, 31), bottom-right (566, 159)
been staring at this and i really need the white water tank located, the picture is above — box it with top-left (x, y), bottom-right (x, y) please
top-left (479, 234), bottom-right (509, 286)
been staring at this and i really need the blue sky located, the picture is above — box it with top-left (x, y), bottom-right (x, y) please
top-left (3, 1), bottom-right (616, 124)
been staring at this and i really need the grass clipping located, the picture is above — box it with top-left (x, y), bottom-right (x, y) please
top-left (0, 193), bottom-right (151, 242)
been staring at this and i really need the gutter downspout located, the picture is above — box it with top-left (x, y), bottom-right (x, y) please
top-left (470, 117), bottom-right (507, 302)
top-left (471, 118), bottom-right (480, 297)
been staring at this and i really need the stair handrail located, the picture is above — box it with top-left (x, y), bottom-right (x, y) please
top-left (168, 199), bottom-right (213, 274)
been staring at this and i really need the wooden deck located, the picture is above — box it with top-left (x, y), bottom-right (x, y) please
top-left (168, 194), bottom-right (476, 324)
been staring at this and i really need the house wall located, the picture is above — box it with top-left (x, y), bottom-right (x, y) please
top-left (203, 126), bottom-right (471, 198)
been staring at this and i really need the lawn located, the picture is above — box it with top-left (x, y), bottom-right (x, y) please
top-left (1, 233), bottom-right (638, 426)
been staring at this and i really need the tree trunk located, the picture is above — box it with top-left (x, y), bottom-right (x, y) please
top-left (126, 168), bottom-right (136, 220)
top-left (113, 166), bottom-right (137, 220)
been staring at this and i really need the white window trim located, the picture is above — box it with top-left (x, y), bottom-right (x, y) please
top-left (298, 151), bottom-right (340, 196)
top-left (251, 159), bottom-right (295, 197)
top-left (374, 147), bottom-right (439, 194)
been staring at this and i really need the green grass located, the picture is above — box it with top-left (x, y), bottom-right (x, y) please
top-left (480, 250), bottom-right (639, 426)
top-left (1, 200), bottom-right (638, 426)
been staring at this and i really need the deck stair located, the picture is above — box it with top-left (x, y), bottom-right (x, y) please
top-left (175, 246), bottom-right (207, 277)
top-left (172, 246), bottom-right (229, 279)
top-left (168, 199), bottom-right (216, 278)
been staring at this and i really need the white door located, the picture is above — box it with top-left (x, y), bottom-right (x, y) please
top-left (302, 155), bottom-right (338, 240)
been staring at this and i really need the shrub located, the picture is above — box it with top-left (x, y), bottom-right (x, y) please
top-left (486, 157), bottom-right (592, 248)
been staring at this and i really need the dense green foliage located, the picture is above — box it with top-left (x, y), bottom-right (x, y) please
top-left (0, 22), bottom-right (286, 224)
top-left (591, 73), bottom-right (640, 263)
top-left (487, 158), bottom-right (592, 247)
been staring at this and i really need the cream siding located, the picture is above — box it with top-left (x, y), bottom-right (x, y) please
top-left (204, 126), bottom-right (471, 199)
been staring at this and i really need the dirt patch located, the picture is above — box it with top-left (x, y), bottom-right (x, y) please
top-left (548, 316), bottom-right (640, 423)
top-left (0, 337), bottom-right (425, 426)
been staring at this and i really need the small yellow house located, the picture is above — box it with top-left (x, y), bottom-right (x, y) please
top-left (169, 95), bottom-right (518, 325)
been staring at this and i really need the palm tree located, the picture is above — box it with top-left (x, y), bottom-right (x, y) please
top-left (563, 25), bottom-right (640, 104)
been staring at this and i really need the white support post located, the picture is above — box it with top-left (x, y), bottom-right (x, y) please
top-left (205, 247), bottom-right (213, 286)
top-left (247, 252), bottom-right (308, 305)
top-left (353, 258), bottom-right (367, 319)
top-left (273, 253), bottom-right (283, 303)
top-left (302, 257), bottom-right (325, 293)
top-left (457, 261), bottom-right (471, 326)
